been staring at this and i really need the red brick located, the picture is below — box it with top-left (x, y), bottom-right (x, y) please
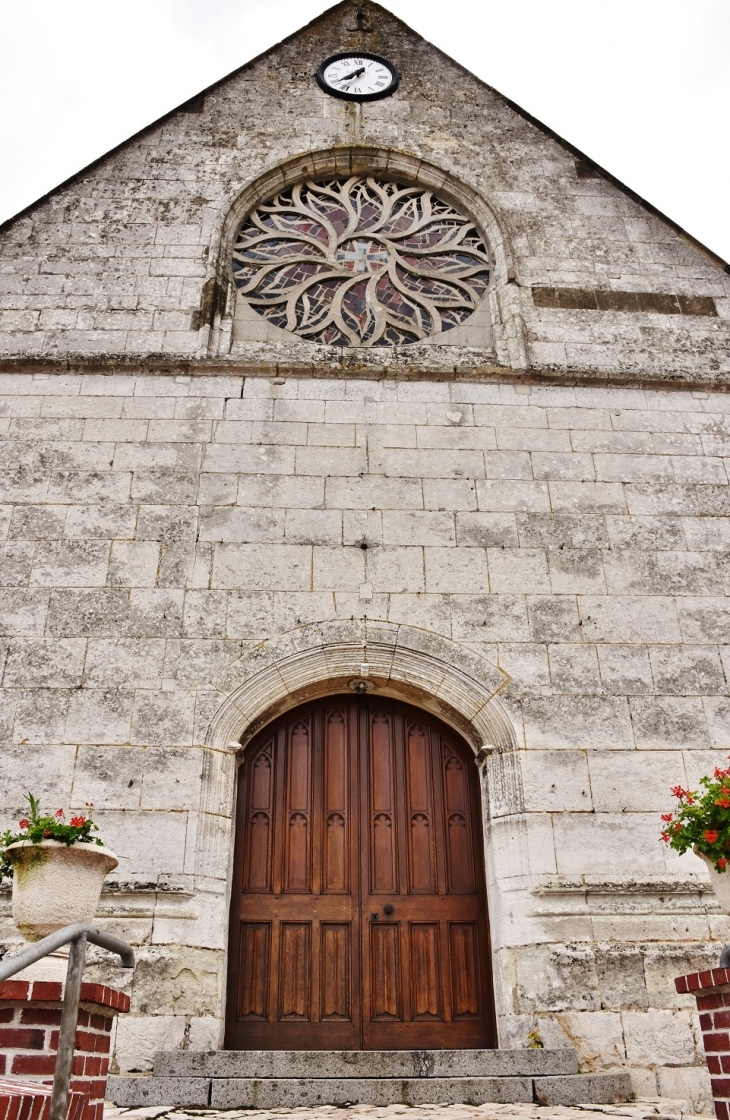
top-left (676, 975), bottom-right (690, 993)
top-left (19, 1011), bottom-right (60, 1027)
top-left (699, 994), bottom-right (726, 1011)
top-left (720, 1054), bottom-right (730, 1073)
top-left (27, 985), bottom-right (61, 1003)
top-left (714, 970), bottom-right (730, 987)
top-left (0, 985), bottom-right (29, 1002)
top-left (0, 1058), bottom-right (5, 1076)
top-left (74, 1032), bottom-right (96, 1054)
top-left (10, 1056), bottom-right (55, 1077)
top-left (0, 1030), bottom-right (44, 1051)
top-left (715, 1102), bottom-right (728, 1120)
top-left (716, 1012), bottom-right (730, 1030)
top-left (703, 1013), bottom-right (715, 1030)
top-left (712, 1078), bottom-right (730, 1096)
top-left (704, 1032), bottom-right (730, 1052)
top-left (709, 1055), bottom-right (723, 1073)
top-left (0, 1014), bottom-right (13, 1026)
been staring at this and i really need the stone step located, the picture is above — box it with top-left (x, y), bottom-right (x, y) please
top-left (153, 1047), bottom-right (579, 1080)
top-left (107, 1071), bottom-right (631, 1110)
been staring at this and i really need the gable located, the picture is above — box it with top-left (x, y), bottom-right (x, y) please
top-left (0, 0), bottom-right (728, 385)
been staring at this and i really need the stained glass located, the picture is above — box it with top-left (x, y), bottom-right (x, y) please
top-left (232, 177), bottom-right (490, 347)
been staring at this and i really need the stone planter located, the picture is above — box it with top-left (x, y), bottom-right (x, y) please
top-left (695, 849), bottom-right (730, 913)
top-left (5, 840), bottom-right (119, 941)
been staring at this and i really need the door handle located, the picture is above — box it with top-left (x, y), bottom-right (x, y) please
top-left (383, 904), bottom-right (394, 915)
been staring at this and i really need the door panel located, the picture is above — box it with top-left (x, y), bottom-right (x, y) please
top-left (278, 922), bottom-right (311, 1019)
top-left (370, 922), bottom-right (401, 1020)
top-left (226, 696), bottom-right (495, 1050)
top-left (320, 923), bottom-right (350, 1019)
top-left (409, 923), bottom-right (441, 1020)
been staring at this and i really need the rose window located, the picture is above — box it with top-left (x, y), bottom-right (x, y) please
top-left (232, 177), bottom-right (491, 347)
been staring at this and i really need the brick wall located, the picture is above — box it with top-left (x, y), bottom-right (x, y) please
top-left (0, 981), bottom-right (129, 1120)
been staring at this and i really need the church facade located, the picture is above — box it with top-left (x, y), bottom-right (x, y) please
top-left (1, 1), bottom-right (730, 1106)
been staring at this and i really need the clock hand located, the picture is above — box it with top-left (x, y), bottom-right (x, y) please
top-left (337, 67), bottom-right (366, 83)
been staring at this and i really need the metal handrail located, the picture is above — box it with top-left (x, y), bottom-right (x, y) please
top-left (0, 924), bottom-right (134, 1120)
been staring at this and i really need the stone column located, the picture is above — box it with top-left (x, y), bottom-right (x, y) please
top-left (676, 967), bottom-right (730, 1119)
top-left (0, 979), bottom-right (130, 1120)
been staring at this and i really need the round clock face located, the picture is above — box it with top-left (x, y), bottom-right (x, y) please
top-left (316, 52), bottom-right (399, 102)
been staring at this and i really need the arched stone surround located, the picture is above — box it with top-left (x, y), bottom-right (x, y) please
top-left (192, 620), bottom-right (525, 1039)
top-left (205, 145), bottom-right (527, 368)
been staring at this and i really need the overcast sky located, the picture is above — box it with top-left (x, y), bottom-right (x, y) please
top-left (2, 0), bottom-right (728, 262)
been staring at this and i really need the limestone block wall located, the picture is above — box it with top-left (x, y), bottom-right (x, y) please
top-left (0, 1), bottom-right (728, 381)
top-left (0, 369), bottom-right (726, 1107)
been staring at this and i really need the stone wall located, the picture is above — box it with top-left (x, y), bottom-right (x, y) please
top-left (0, 369), bottom-right (726, 1109)
top-left (0, 1), bottom-right (728, 382)
top-left (0, 0), bottom-right (729, 1110)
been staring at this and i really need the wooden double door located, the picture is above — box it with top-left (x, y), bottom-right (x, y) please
top-left (225, 695), bottom-right (495, 1050)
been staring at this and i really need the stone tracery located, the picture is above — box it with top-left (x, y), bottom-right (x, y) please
top-left (232, 176), bottom-right (491, 346)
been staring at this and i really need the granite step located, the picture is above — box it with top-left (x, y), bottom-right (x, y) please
top-left (107, 1049), bottom-right (632, 1109)
top-left (153, 1047), bottom-right (579, 1079)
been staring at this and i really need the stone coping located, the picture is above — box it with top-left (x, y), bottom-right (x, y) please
top-left (0, 981), bottom-right (130, 1012)
top-left (0, 358), bottom-right (728, 393)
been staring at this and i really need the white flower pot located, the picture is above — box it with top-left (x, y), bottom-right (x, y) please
top-left (5, 840), bottom-right (119, 941)
top-left (695, 850), bottom-right (730, 913)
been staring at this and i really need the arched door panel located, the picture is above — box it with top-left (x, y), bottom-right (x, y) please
top-left (226, 696), bottom-right (495, 1050)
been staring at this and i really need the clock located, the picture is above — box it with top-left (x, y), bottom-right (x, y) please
top-left (316, 52), bottom-right (400, 102)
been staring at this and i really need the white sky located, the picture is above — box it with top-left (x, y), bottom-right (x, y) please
top-left (2, 0), bottom-right (728, 262)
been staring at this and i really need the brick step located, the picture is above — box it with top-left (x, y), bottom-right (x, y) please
top-left (153, 1047), bottom-right (579, 1079)
top-left (0, 1080), bottom-right (86, 1120)
top-left (107, 1071), bottom-right (632, 1109)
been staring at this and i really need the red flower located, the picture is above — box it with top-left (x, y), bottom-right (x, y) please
top-left (661, 832), bottom-right (670, 842)
top-left (716, 799), bottom-right (730, 809)
top-left (43, 829), bottom-right (51, 837)
top-left (705, 830), bottom-right (719, 844)
top-left (671, 786), bottom-right (689, 799)
top-left (69, 816), bottom-right (85, 828)
top-left (55, 809), bottom-right (63, 818)
top-left (18, 818), bottom-right (29, 829)
top-left (661, 813), bottom-right (673, 822)
top-left (719, 858), bottom-right (729, 870)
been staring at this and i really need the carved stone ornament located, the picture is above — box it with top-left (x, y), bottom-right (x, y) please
top-left (232, 176), bottom-right (491, 346)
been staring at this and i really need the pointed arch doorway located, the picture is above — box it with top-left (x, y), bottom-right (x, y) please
top-left (225, 694), bottom-right (496, 1050)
